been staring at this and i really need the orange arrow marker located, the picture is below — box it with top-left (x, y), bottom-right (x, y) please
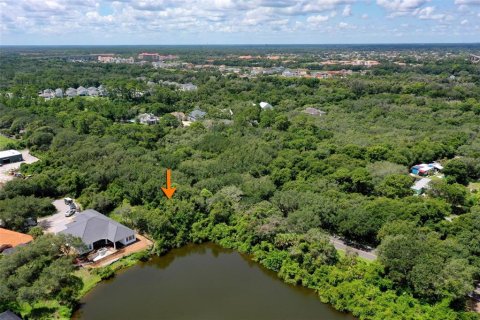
top-left (161, 169), bottom-right (176, 199)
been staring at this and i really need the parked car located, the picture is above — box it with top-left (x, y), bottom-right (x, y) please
top-left (64, 197), bottom-right (73, 205)
top-left (65, 209), bottom-right (76, 217)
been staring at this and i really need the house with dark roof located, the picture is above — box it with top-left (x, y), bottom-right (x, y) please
top-left (59, 209), bottom-right (135, 252)
top-left (0, 310), bottom-right (22, 320)
top-left (0, 150), bottom-right (23, 165)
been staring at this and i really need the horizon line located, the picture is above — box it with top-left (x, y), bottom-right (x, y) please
top-left (1, 42), bottom-right (480, 47)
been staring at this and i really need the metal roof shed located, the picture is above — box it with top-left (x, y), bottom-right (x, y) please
top-left (0, 150), bottom-right (23, 165)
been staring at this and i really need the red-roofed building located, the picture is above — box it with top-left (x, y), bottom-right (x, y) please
top-left (0, 228), bottom-right (33, 250)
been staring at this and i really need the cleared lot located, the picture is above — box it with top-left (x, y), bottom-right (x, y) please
top-left (38, 199), bottom-right (79, 233)
top-left (0, 149), bottom-right (39, 187)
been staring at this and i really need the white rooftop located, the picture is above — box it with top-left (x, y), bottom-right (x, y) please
top-left (411, 178), bottom-right (431, 190)
top-left (0, 150), bottom-right (21, 158)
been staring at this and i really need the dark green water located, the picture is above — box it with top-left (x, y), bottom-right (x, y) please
top-left (73, 243), bottom-right (354, 320)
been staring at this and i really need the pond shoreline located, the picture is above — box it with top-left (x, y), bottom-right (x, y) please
top-left (73, 242), bottom-right (355, 320)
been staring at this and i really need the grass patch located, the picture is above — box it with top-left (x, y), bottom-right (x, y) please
top-left (75, 268), bottom-right (101, 297)
top-left (0, 135), bottom-right (16, 150)
top-left (75, 249), bottom-right (150, 297)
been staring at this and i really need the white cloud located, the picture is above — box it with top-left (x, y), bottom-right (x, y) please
top-left (414, 6), bottom-right (445, 20)
top-left (376, 0), bottom-right (429, 16)
top-left (307, 14), bottom-right (330, 23)
top-left (455, 0), bottom-right (480, 4)
top-left (461, 19), bottom-right (469, 24)
top-left (0, 0), bottom-right (477, 43)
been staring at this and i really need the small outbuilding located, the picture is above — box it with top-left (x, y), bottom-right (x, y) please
top-left (260, 102), bottom-right (273, 110)
top-left (0, 150), bottom-right (23, 165)
top-left (303, 107), bottom-right (326, 117)
top-left (411, 178), bottom-right (431, 195)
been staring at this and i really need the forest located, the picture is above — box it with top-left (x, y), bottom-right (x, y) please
top-left (0, 45), bottom-right (480, 319)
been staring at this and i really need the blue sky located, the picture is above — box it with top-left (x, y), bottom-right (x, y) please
top-left (0, 0), bottom-right (479, 45)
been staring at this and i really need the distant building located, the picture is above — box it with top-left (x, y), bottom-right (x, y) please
top-left (260, 102), bottom-right (273, 110)
top-left (179, 83), bottom-right (198, 91)
top-left (138, 113), bottom-right (159, 125)
top-left (39, 89), bottom-right (55, 99)
top-left (170, 112), bottom-right (187, 121)
top-left (97, 85), bottom-right (107, 96)
top-left (188, 108), bottom-right (206, 122)
top-left (411, 178), bottom-right (431, 195)
top-left (138, 52), bottom-right (161, 61)
top-left (55, 88), bottom-right (63, 98)
top-left (87, 87), bottom-right (99, 96)
top-left (98, 55), bottom-right (115, 63)
top-left (410, 162), bottom-right (443, 176)
top-left (66, 87), bottom-right (77, 97)
top-left (303, 107), bottom-right (326, 117)
top-left (76, 86), bottom-right (87, 96)
top-left (0, 150), bottom-right (23, 165)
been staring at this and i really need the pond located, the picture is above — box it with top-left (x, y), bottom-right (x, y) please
top-left (73, 243), bottom-right (354, 320)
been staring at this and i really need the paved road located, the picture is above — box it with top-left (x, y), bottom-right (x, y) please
top-left (38, 199), bottom-right (79, 233)
top-left (329, 236), bottom-right (378, 261)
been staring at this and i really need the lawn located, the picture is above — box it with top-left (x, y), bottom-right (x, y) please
top-left (75, 268), bottom-right (101, 297)
top-left (0, 135), bottom-right (16, 150)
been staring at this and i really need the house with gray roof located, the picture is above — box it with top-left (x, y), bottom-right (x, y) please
top-left (0, 310), bottom-right (22, 320)
top-left (188, 108), bottom-right (206, 121)
top-left (76, 86), bottom-right (87, 96)
top-left (55, 88), bottom-right (63, 98)
top-left (59, 209), bottom-right (136, 252)
top-left (66, 87), bottom-right (77, 97)
top-left (87, 87), bottom-right (99, 96)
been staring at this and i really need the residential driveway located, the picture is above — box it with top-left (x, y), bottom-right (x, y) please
top-left (38, 199), bottom-right (79, 233)
top-left (0, 149), bottom-right (39, 187)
